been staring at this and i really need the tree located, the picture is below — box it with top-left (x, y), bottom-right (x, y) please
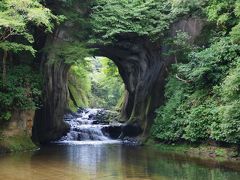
top-left (0, 0), bottom-right (61, 84)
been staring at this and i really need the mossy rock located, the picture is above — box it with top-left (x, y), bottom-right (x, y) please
top-left (67, 65), bottom-right (91, 112)
top-left (0, 133), bottom-right (37, 153)
top-left (68, 96), bottom-right (78, 112)
top-left (94, 110), bottom-right (120, 123)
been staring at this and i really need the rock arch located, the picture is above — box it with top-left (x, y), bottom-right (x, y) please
top-left (32, 17), bottom-right (203, 143)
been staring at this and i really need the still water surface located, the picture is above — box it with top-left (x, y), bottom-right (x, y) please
top-left (0, 143), bottom-right (240, 180)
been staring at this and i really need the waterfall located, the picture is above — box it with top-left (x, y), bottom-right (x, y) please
top-left (58, 108), bottom-right (121, 144)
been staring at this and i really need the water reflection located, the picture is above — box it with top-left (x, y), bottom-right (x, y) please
top-left (0, 144), bottom-right (240, 180)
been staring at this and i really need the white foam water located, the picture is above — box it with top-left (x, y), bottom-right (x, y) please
top-left (58, 108), bottom-right (121, 144)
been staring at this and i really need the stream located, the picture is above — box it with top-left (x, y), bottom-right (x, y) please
top-left (0, 108), bottom-right (240, 179)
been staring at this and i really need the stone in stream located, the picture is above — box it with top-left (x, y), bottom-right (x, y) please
top-left (102, 126), bottom-right (122, 139)
top-left (121, 122), bottom-right (143, 137)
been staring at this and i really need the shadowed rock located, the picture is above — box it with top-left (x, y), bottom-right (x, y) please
top-left (102, 125), bottom-right (122, 139)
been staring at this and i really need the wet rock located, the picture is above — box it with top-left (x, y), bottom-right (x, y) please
top-left (122, 137), bottom-right (142, 146)
top-left (95, 110), bottom-right (120, 122)
top-left (32, 43), bottom-right (71, 144)
top-left (88, 114), bottom-right (94, 119)
top-left (0, 145), bottom-right (11, 154)
top-left (64, 112), bottom-right (78, 121)
top-left (102, 125), bottom-right (122, 139)
top-left (121, 122), bottom-right (143, 137)
top-left (77, 108), bottom-right (84, 114)
top-left (92, 120), bottom-right (109, 125)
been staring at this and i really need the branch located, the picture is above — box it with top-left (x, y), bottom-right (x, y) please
top-left (175, 74), bottom-right (191, 84)
top-left (0, 28), bottom-right (16, 41)
top-left (0, 28), bottom-right (8, 41)
top-left (3, 28), bottom-right (15, 40)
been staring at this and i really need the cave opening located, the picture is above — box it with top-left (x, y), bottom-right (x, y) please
top-left (56, 56), bottom-right (127, 142)
top-left (68, 56), bottom-right (125, 112)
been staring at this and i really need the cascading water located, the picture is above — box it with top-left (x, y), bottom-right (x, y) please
top-left (58, 108), bottom-right (121, 144)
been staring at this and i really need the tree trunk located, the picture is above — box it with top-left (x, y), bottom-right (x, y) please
top-left (2, 50), bottom-right (8, 85)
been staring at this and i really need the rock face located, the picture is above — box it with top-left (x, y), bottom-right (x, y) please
top-left (0, 110), bottom-right (36, 154)
top-left (32, 29), bottom-right (71, 144)
top-left (68, 68), bottom-right (90, 111)
top-left (32, 1), bottom-right (89, 144)
top-left (2, 110), bottom-right (35, 137)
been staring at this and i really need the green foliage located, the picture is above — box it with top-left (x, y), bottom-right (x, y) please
top-left (178, 38), bottom-right (240, 88)
top-left (68, 64), bottom-right (92, 111)
top-left (152, 39), bottom-right (240, 143)
top-left (47, 42), bottom-right (91, 65)
top-left (67, 56), bottom-right (124, 111)
top-left (44, 0), bottom-right (92, 66)
top-left (211, 101), bottom-right (240, 143)
top-left (210, 60), bottom-right (240, 143)
top-left (205, 0), bottom-right (240, 42)
top-left (220, 59), bottom-right (240, 101)
top-left (0, 65), bottom-right (42, 121)
top-left (0, 133), bottom-right (37, 152)
top-left (90, 0), bottom-right (196, 44)
top-left (90, 57), bottom-right (124, 109)
top-left (0, 0), bottom-right (60, 53)
top-left (152, 78), bottom-right (187, 141)
top-left (163, 30), bottom-right (194, 64)
top-left (0, 0), bottom-right (59, 122)
top-left (152, 0), bottom-right (240, 144)
top-left (57, 0), bottom-right (92, 41)
top-left (183, 100), bottom-right (217, 142)
top-left (0, 41), bottom-right (36, 55)
top-left (206, 0), bottom-right (237, 26)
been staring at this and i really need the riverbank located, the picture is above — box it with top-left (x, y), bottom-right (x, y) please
top-left (146, 139), bottom-right (240, 162)
top-left (0, 110), bottom-right (37, 154)
top-left (0, 133), bottom-right (37, 154)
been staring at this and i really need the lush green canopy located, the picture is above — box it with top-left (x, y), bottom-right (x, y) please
top-left (0, 0), bottom-right (61, 53)
top-left (152, 0), bottom-right (240, 144)
top-left (90, 0), bottom-right (203, 44)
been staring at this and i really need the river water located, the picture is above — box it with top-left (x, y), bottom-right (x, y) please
top-left (0, 144), bottom-right (240, 180)
top-left (0, 109), bottom-right (240, 180)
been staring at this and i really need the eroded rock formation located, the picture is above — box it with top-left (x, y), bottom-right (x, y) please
top-left (0, 110), bottom-right (36, 153)
top-left (97, 18), bottom-right (203, 138)
top-left (97, 35), bottom-right (165, 137)
top-left (32, 29), bottom-right (71, 144)
top-left (32, 16), bottom-right (203, 143)
top-left (2, 110), bottom-right (35, 137)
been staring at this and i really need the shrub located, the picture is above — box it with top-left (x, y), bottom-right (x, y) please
top-left (0, 65), bottom-right (42, 121)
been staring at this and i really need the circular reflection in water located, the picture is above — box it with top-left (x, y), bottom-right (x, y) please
top-left (0, 143), bottom-right (240, 180)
